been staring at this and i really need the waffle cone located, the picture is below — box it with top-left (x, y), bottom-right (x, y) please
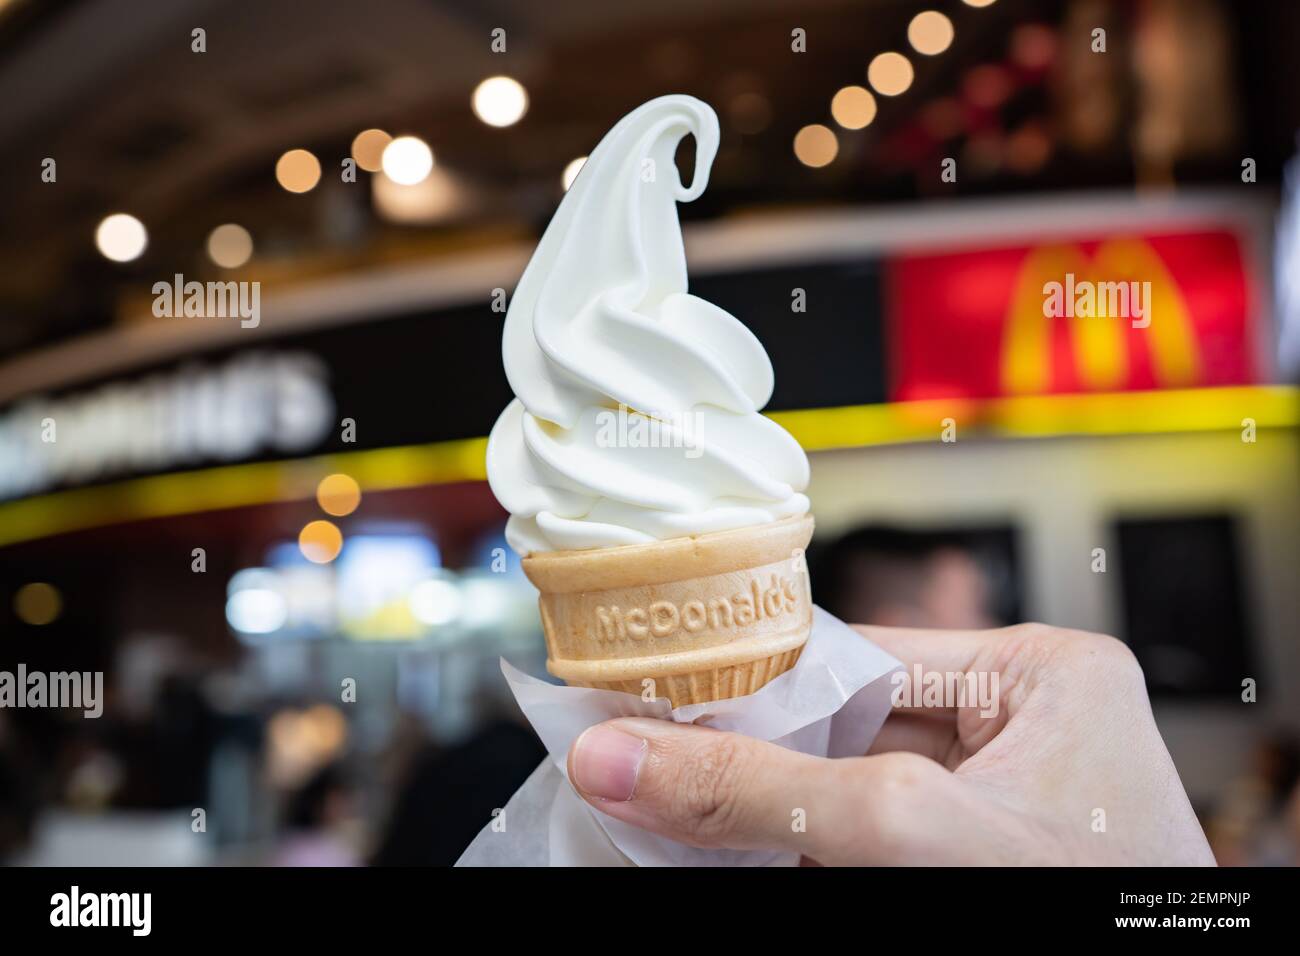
top-left (522, 515), bottom-right (814, 706)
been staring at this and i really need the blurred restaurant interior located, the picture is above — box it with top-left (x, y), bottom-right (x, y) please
top-left (1, 0), bottom-right (1299, 866)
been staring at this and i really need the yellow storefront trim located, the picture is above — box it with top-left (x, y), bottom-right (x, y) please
top-left (0, 387), bottom-right (1294, 548)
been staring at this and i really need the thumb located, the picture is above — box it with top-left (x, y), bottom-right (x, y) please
top-left (567, 717), bottom-right (945, 864)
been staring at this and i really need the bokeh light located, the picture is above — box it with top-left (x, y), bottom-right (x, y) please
top-left (206, 223), bottom-right (253, 269)
top-left (267, 705), bottom-right (348, 788)
top-left (299, 520), bottom-right (344, 564)
top-left (1006, 123), bottom-right (1053, 174)
top-left (381, 135), bottom-right (434, 185)
top-left (909, 11), bottom-right (955, 56)
top-left (794, 124), bottom-right (839, 167)
top-left (409, 577), bottom-right (462, 626)
top-left (316, 473), bottom-right (361, 517)
top-left (921, 98), bottom-right (965, 140)
top-left (94, 213), bottom-right (147, 262)
top-left (351, 129), bottom-right (392, 172)
top-left (831, 85), bottom-right (878, 130)
top-left (965, 64), bottom-right (1013, 109)
top-left (868, 52), bottom-right (915, 97)
top-left (1011, 24), bottom-right (1057, 70)
top-left (275, 149), bottom-right (322, 193)
top-left (15, 582), bottom-right (61, 625)
top-left (472, 76), bottom-right (529, 127)
top-left (226, 587), bottom-right (287, 635)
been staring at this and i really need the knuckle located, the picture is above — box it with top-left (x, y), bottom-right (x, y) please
top-left (1077, 632), bottom-right (1143, 676)
top-left (874, 751), bottom-right (935, 796)
top-left (1000, 623), bottom-right (1140, 673)
top-left (986, 622), bottom-right (1060, 670)
top-left (853, 754), bottom-right (934, 858)
top-left (998, 621), bottom-right (1060, 646)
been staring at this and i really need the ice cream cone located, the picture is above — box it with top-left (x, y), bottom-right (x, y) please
top-left (522, 514), bottom-right (814, 706)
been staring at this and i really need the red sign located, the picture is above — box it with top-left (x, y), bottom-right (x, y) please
top-left (886, 229), bottom-right (1257, 401)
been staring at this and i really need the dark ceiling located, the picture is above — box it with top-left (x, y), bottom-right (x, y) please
top-left (0, 0), bottom-right (1295, 362)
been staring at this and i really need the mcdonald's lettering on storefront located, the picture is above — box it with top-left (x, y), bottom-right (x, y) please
top-left (886, 229), bottom-right (1258, 401)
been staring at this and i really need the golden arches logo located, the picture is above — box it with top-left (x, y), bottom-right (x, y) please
top-left (1000, 238), bottom-right (1200, 394)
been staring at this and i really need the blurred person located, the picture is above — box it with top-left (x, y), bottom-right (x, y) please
top-left (0, 714), bottom-right (38, 863)
top-left (273, 763), bottom-right (361, 867)
top-left (1209, 732), bottom-right (1300, 866)
top-left (1205, 783), bottom-right (1270, 866)
top-left (373, 715), bottom-right (545, 866)
top-left (812, 527), bottom-right (1003, 630)
top-left (106, 672), bottom-right (218, 810)
top-left (1282, 785), bottom-right (1300, 866)
top-left (1251, 732), bottom-right (1300, 806)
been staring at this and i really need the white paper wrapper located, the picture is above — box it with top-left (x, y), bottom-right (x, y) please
top-left (456, 607), bottom-right (901, 867)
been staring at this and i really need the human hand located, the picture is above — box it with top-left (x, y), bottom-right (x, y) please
top-left (565, 623), bottom-right (1215, 865)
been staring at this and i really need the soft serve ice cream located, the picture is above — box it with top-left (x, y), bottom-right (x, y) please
top-left (487, 95), bottom-right (810, 555)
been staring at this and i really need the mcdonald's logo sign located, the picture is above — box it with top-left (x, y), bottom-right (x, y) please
top-left (886, 229), bottom-right (1257, 401)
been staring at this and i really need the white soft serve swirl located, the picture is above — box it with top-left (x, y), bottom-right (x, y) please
top-left (486, 95), bottom-right (810, 555)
